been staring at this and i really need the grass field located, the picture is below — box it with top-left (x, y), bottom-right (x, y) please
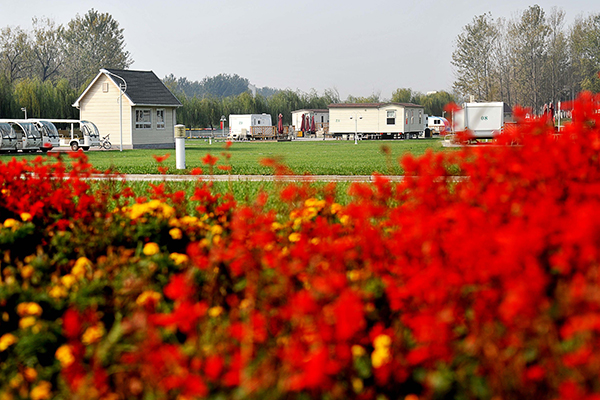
top-left (3, 138), bottom-right (448, 175)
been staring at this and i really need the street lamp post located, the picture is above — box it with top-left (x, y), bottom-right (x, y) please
top-left (350, 113), bottom-right (362, 145)
top-left (21, 108), bottom-right (27, 119)
top-left (220, 115), bottom-right (226, 143)
top-left (100, 69), bottom-right (127, 152)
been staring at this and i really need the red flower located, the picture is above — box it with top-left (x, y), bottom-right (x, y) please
top-left (153, 154), bottom-right (171, 163)
top-left (202, 153), bottom-right (218, 166)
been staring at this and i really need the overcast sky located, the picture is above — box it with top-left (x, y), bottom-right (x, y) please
top-left (1, 0), bottom-right (597, 100)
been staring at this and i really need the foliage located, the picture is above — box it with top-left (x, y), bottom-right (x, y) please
top-left (452, 7), bottom-right (599, 112)
top-left (62, 9), bottom-right (133, 90)
top-left (2, 93), bottom-right (600, 399)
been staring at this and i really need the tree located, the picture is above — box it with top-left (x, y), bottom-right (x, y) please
top-left (0, 26), bottom-right (30, 83)
top-left (62, 9), bottom-right (132, 89)
top-left (570, 13), bottom-right (600, 94)
top-left (29, 17), bottom-right (63, 82)
top-left (452, 13), bottom-right (499, 101)
top-left (391, 88), bottom-right (414, 103)
top-left (509, 5), bottom-right (550, 112)
top-left (543, 8), bottom-right (570, 104)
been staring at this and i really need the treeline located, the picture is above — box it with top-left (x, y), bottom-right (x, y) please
top-left (163, 73), bottom-right (279, 99)
top-left (0, 9), bottom-right (131, 119)
top-left (452, 6), bottom-right (600, 113)
top-left (176, 87), bottom-right (456, 128)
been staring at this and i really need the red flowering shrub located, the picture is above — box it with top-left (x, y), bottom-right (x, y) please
top-left (2, 92), bottom-right (600, 399)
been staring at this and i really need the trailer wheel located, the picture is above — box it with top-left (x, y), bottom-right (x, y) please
top-left (70, 142), bottom-right (79, 151)
top-left (81, 146), bottom-right (89, 151)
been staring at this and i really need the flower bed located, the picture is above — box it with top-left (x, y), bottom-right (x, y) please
top-left (2, 93), bottom-right (600, 399)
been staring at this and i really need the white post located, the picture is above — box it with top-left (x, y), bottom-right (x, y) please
top-left (119, 87), bottom-right (123, 151)
top-left (175, 124), bottom-right (186, 169)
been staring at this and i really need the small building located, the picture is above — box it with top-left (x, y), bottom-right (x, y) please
top-left (228, 114), bottom-right (273, 140)
top-left (328, 103), bottom-right (425, 139)
top-left (72, 68), bottom-right (182, 149)
top-left (291, 109), bottom-right (329, 134)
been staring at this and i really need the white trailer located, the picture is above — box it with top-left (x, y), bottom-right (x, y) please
top-left (228, 114), bottom-right (272, 140)
top-left (425, 116), bottom-right (450, 135)
top-left (453, 102), bottom-right (513, 138)
top-left (328, 103), bottom-right (425, 140)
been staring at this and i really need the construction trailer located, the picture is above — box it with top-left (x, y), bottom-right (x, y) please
top-left (328, 103), bottom-right (425, 140)
top-left (453, 102), bottom-right (513, 138)
top-left (228, 114), bottom-right (272, 140)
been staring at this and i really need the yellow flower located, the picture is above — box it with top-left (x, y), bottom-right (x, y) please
top-left (351, 345), bottom-right (366, 358)
top-left (210, 225), bottom-right (223, 235)
top-left (23, 367), bottom-right (37, 382)
top-left (304, 198), bottom-right (325, 209)
top-left (19, 316), bottom-right (36, 330)
top-left (143, 242), bottom-right (160, 256)
top-left (136, 291), bottom-right (162, 307)
top-left (208, 306), bottom-right (223, 318)
top-left (72, 257), bottom-right (91, 278)
top-left (30, 381), bottom-right (52, 400)
top-left (49, 286), bottom-right (67, 299)
top-left (3, 218), bottom-right (17, 228)
top-left (352, 377), bottom-right (364, 393)
top-left (288, 232), bottom-right (301, 242)
top-left (169, 228), bottom-right (182, 240)
top-left (81, 323), bottom-right (105, 345)
top-left (348, 270), bottom-right (360, 282)
top-left (169, 253), bottom-right (188, 265)
top-left (373, 334), bottom-right (392, 349)
top-left (271, 222), bottom-right (283, 231)
top-left (371, 334), bottom-right (392, 368)
top-left (20, 212), bottom-right (32, 222)
top-left (16, 302), bottom-right (42, 317)
top-left (20, 265), bottom-right (34, 279)
top-left (55, 345), bottom-right (75, 367)
top-left (331, 203), bottom-right (342, 214)
top-left (61, 274), bottom-right (77, 289)
top-left (0, 333), bottom-right (17, 351)
top-left (371, 348), bottom-right (390, 368)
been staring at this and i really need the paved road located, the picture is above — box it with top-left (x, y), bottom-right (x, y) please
top-left (89, 174), bottom-right (407, 183)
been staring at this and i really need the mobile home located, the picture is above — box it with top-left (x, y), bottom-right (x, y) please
top-left (328, 103), bottom-right (425, 139)
top-left (228, 114), bottom-right (272, 140)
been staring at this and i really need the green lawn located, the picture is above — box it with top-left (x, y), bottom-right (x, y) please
top-left (5, 138), bottom-right (448, 175)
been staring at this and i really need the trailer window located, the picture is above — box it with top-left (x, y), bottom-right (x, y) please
top-left (386, 110), bottom-right (396, 125)
top-left (135, 109), bottom-right (151, 129)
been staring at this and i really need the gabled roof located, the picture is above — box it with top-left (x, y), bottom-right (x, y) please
top-left (73, 68), bottom-right (182, 108)
top-left (329, 102), bottom-right (423, 108)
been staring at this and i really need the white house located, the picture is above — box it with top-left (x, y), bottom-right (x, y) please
top-left (328, 103), bottom-right (425, 139)
top-left (72, 68), bottom-right (182, 149)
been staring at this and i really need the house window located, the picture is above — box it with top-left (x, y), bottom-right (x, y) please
top-left (387, 110), bottom-right (396, 125)
top-left (156, 109), bottom-right (165, 129)
top-left (419, 111), bottom-right (422, 124)
top-left (102, 83), bottom-right (109, 92)
top-left (135, 109), bottom-right (151, 129)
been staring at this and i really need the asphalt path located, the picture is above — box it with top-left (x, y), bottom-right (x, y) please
top-left (88, 174), bottom-right (407, 183)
